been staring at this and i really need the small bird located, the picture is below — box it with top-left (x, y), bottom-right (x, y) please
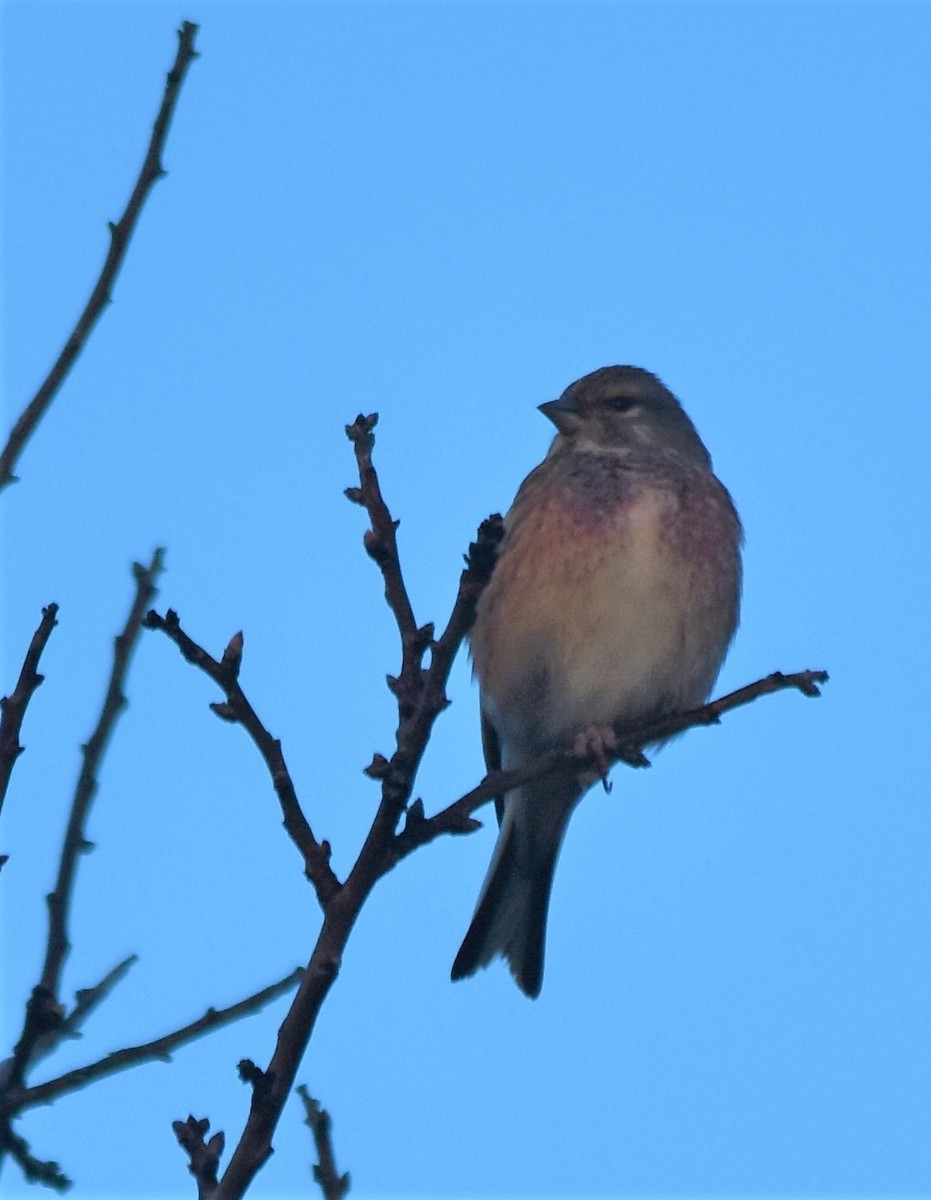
top-left (451, 365), bottom-right (742, 997)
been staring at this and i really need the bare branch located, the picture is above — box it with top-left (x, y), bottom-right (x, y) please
top-left (395, 668), bottom-right (831, 858)
top-left (40, 550), bottom-right (165, 1002)
top-left (0, 21), bottom-right (200, 493)
top-left (18, 955), bottom-right (140, 1079)
top-left (0, 603), bottom-right (59, 818)
top-left (143, 610), bottom-right (341, 906)
top-left (174, 1115), bottom-right (225, 1200)
top-left (162, 450), bottom-right (491, 1198)
top-left (152, 417), bottom-right (824, 1200)
top-left (4, 968), bottom-right (303, 1116)
top-left (207, 492), bottom-right (505, 1199)
top-left (1, 1123), bottom-right (70, 1192)
top-left (345, 413), bottom-right (425, 717)
top-left (214, 903), bottom-right (356, 1198)
top-left (297, 1086), bottom-right (350, 1200)
top-left (347, 510), bottom-right (503, 868)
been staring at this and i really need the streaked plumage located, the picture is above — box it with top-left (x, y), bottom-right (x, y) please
top-left (451, 366), bottom-right (742, 997)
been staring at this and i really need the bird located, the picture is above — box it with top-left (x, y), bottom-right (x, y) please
top-left (451, 365), bottom-right (742, 998)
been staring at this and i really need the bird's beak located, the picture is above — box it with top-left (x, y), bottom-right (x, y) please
top-left (538, 396), bottom-right (582, 435)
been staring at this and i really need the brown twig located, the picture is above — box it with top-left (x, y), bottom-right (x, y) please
top-left (5, 955), bottom-right (139, 1083)
top-left (3, 968), bottom-right (303, 1116)
top-left (1, 1123), bottom-right (70, 1192)
top-left (344, 415), bottom-right (502, 853)
top-left (345, 413), bottom-right (426, 717)
top-left (0, 603), bottom-right (59, 818)
top-left (142, 612), bottom-right (340, 906)
top-left (297, 1086), bottom-right (350, 1200)
top-left (211, 897), bottom-right (357, 1198)
top-left (394, 668), bottom-right (830, 859)
top-left (161, 453), bottom-right (503, 1200)
top-left (0, 556), bottom-right (166, 1179)
top-left (40, 551), bottom-right (164, 1002)
top-left (174, 1116), bottom-right (225, 1200)
top-left (0, 21), bottom-right (200, 493)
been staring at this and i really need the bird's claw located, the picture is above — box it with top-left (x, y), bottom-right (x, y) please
top-left (572, 724), bottom-right (617, 788)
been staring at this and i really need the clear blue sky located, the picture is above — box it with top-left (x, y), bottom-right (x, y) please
top-left (2, 3), bottom-right (929, 1198)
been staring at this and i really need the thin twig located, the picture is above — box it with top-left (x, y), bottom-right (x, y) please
top-left (18, 955), bottom-right (139, 1079)
top-left (1, 1123), bottom-right (70, 1192)
top-left (173, 1115), bottom-right (225, 1200)
top-left (206, 497), bottom-right (502, 1198)
top-left (3, 968), bottom-right (303, 1116)
top-left (1, 556), bottom-right (164, 1183)
top-left (395, 668), bottom-right (831, 858)
top-left (142, 612), bottom-right (340, 905)
top-left (190, 510), bottom-right (502, 1199)
top-left (297, 1086), bottom-right (350, 1200)
top-left (0, 21), bottom-right (200, 493)
top-left (345, 413), bottom-right (418, 635)
top-left (40, 551), bottom-right (164, 1004)
top-left (344, 416), bottom-right (503, 859)
top-left (0, 603), bottom-right (59, 817)
top-left (0, 956), bottom-right (139, 1094)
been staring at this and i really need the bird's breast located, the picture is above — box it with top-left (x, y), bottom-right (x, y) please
top-left (471, 455), bottom-right (741, 754)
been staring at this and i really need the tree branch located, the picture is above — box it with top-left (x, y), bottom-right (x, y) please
top-left (0, 603), bottom-right (59, 820)
top-left (394, 668), bottom-right (830, 858)
top-left (345, 413), bottom-right (426, 718)
top-left (297, 1086), bottom-right (350, 1200)
top-left (3, 968), bottom-right (303, 1116)
top-left (153, 415), bottom-right (824, 1200)
top-left (1, 1123), bottom-right (70, 1193)
top-left (0, 955), bottom-right (139, 1089)
top-left (157, 461), bottom-right (500, 1199)
top-left (0, 21), bottom-right (200, 493)
top-left (344, 413), bottom-right (503, 857)
top-left (174, 1115), bottom-right (225, 1200)
top-left (142, 612), bottom-right (341, 906)
top-left (40, 551), bottom-right (165, 1004)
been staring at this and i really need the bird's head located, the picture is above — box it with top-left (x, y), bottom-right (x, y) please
top-left (540, 366), bottom-right (712, 468)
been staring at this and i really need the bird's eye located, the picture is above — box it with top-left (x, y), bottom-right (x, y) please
top-left (609, 396), bottom-right (638, 413)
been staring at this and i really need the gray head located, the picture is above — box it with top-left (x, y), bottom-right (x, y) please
top-left (539, 365), bottom-right (712, 468)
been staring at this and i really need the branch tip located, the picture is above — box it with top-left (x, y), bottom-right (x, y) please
top-left (0, 25), bottom-right (199, 491)
top-left (298, 1086), bottom-right (350, 1200)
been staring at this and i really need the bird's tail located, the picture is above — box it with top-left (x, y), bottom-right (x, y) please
top-left (451, 781), bottom-right (578, 998)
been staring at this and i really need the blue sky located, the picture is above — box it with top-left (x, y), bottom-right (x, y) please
top-left (1, 2), bottom-right (929, 1198)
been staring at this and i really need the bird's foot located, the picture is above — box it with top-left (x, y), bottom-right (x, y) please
top-left (572, 724), bottom-right (617, 791)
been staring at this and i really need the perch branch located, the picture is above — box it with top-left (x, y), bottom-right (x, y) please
top-left (142, 611), bottom-right (340, 906)
top-left (0, 603), bottom-right (59, 818)
top-left (395, 669), bottom-right (831, 857)
top-left (0, 21), bottom-right (200, 493)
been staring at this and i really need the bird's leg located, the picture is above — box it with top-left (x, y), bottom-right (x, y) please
top-left (571, 724), bottom-right (618, 791)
